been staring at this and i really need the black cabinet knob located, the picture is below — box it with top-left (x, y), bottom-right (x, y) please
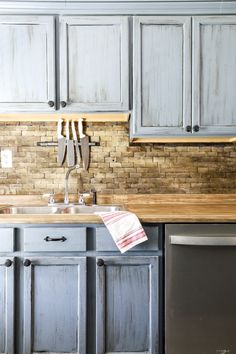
top-left (60, 101), bottom-right (67, 108)
top-left (48, 100), bottom-right (54, 107)
top-left (97, 259), bottom-right (105, 267)
top-left (23, 259), bottom-right (31, 267)
top-left (193, 125), bottom-right (200, 132)
top-left (5, 259), bottom-right (12, 267)
top-left (185, 125), bottom-right (192, 133)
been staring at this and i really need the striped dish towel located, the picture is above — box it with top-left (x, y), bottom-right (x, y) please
top-left (99, 211), bottom-right (148, 253)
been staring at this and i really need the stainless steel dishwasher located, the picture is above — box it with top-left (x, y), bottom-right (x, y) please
top-left (165, 224), bottom-right (236, 354)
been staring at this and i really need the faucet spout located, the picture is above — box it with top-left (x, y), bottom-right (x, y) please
top-left (64, 164), bottom-right (80, 205)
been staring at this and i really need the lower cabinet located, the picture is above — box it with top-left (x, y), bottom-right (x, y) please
top-left (96, 256), bottom-right (160, 354)
top-left (23, 257), bottom-right (86, 354)
top-left (0, 225), bottom-right (162, 354)
top-left (0, 257), bottom-right (14, 354)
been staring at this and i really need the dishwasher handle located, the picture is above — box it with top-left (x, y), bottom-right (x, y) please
top-left (170, 235), bottom-right (236, 246)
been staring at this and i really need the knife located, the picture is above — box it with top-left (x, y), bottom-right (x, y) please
top-left (72, 120), bottom-right (81, 165)
top-left (66, 120), bottom-right (75, 167)
top-left (57, 119), bottom-right (66, 165)
top-left (78, 118), bottom-right (89, 170)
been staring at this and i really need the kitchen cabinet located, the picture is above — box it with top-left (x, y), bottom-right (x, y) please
top-left (0, 14), bottom-right (129, 113)
top-left (132, 16), bottom-right (191, 137)
top-left (0, 224), bottom-right (162, 354)
top-left (192, 16), bottom-right (236, 135)
top-left (96, 256), bottom-right (159, 354)
top-left (0, 16), bottom-right (55, 112)
top-left (60, 16), bottom-right (129, 111)
top-left (132, 15), bottom-right (236, 138)
top-left (23, 257), bottom-right (86, 354)
top-left (0, 257), bottom-right (14, 354)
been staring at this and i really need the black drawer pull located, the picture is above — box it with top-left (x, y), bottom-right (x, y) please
top-left (48, 100), bottom-right (54, 107)
top-left (193, 125), bottom-right (200, 132)
top-left (97, 259), bottom-right (105, 267)
top-left (60, 101), bottom-right (67, 108)
top-left (24, 259), bottom-right (31, 267)
top-left (44, 236), bottom-right (67, 242)
top-left (5, 259), bottom-right (12, 267)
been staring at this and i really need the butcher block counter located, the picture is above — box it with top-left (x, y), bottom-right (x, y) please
top-left (0, 194), bottom-right (235, 224)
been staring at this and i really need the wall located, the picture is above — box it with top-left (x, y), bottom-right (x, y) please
top-left (0, 121), bottom-right (236, 195)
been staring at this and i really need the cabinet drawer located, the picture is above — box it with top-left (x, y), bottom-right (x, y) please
top-left (24, 227), bottom-right (86, 252)
top-left (96, 226), bottom-right (160, 252)
top-left (0, 228), bottom-right (14, 252)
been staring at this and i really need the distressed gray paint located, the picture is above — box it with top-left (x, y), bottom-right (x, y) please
top-left (24, 227), bottom-right (86, 252)
top-left (60, 16), bottom-right (129, 111)
top-left (0, 229), bottom-right (14, 252)
top-left (96, 256), bottom-right (159, 354)
top-left (0, 15), bottom-right (55, 112)
top-left (132, 16), bottom-right (191, 137)
top-left (0, 2), bottom-right (236, 16)
top-left (193, 16), bottom-right (236, 135)
top-left (0, 258), bottom-right (14, 354)
top-left (23, 257), bottom-right (86, 354)
top-left (96, 226), bottom-right (160, 251)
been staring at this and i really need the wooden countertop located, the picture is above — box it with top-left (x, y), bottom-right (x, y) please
top-left (0, 194), bottom-right (235, 224)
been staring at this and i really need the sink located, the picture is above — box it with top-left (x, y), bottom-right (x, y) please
top-left (0, 205), bottom-right (123, 215)
top-left (0, 206), bottom-right (63, 214)
top-left (63, 205), bottom-right (123, 214)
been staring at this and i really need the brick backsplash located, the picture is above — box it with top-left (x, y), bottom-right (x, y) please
top-left (0, 121), bottom-right (236, 195)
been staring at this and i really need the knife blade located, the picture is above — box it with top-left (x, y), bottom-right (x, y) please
top-left (57, 119), bottom-right (66, 165)
top-left (66, 120), bottom-right (75, 167)
top-left (72, 120), bottom-right (81, 165)
top-left (78, 118), bottom-right (89, 170)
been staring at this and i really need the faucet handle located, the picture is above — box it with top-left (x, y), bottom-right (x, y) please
top-left (78, 193), bottom-right (85, 205)
top-left (78, 192), bottom-right (91, 205)
top-left (43, 193), bottom-right (55, 205)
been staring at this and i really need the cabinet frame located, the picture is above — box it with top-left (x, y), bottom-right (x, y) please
top-left (0, 257), bottom-right (14, 354)
top-left (132, 16), bottom-right (191, 137)
top-left (192, 15), bottom-right (236, 135)
top-left (59, 16), bottom-right (129, 111)
top-left (96, 256), bottom-right (160, 354)
top-left (23, 256), bottom-right (86, 354)
top-left (0, 15), bottom-right (56, 112)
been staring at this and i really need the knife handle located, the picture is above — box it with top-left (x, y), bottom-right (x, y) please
top-left (71, 120), bottom-right (77, 141)
top-left (78, 118), bottom-right (85, 138)
top-left (57, 119), bottom-right (63, 139)
top-left (66, 120), bottom-right (70, 140)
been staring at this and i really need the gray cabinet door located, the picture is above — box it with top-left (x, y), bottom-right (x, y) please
top-left (96, 256), bottom-right (159, 354)
top-left (60, 16), bottom-right (129, 111)
top-left (23, 257), bottom-right (86, 354)
top-left (193, 16), bottom-right (236, 135)
top-left (132, 16), bottom-right (191, 137)
top-left (0, 258), bottom-right (14, 354)
top-left (0, 15), bottom-right (55, 112)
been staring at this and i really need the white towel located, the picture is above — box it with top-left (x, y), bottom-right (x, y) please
top-left (99, 211), bottom-right (148, 253)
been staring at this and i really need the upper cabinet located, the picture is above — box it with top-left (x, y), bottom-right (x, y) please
top-left (133, 16), bottom-right (191, 136)
top-left (0, 16), bottom-right (56, 112)
top-left (60, 16), bottom-right (129, 111)
top-left (192, 16), bottom-right (236, 135)
top-left (0, 15), bottom-right (129, 113)
top-left (132, 15), bottom-right (236, 138)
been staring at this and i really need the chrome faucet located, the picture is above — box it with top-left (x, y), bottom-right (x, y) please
top-left (64, 165), bottom-right (80, 205)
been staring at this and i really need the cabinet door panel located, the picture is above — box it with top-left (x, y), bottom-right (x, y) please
top-left (96, 256), bottom-right (159, 354)
top-left (23, 257), bottom-right (86, 354)
top-left (133, 16), bottom-right (191, 137)
top-left (60, 16), bottom-right (129, 111)
top-left (0, 258), bottom-right (14, 354)
top-left (193, 16), bottom-right (236, 135)
top-left (0, 16), bottom-right (55, 112)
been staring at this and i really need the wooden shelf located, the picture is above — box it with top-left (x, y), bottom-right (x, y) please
top-left (0, 112), bottom-right (130, 123)
top-left (131, 136), bottom-right (236, 143)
